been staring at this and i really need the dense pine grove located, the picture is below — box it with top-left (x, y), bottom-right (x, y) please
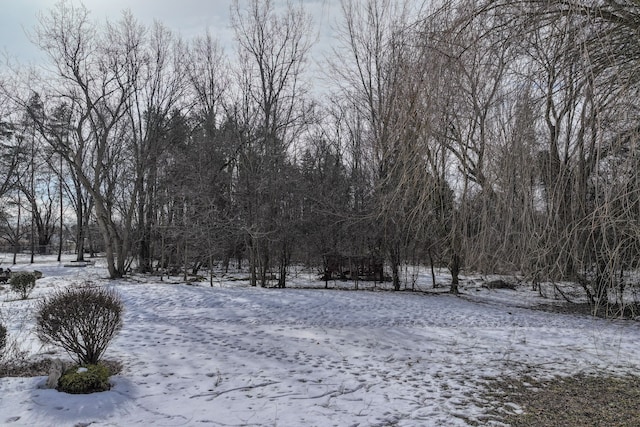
top-left (1, 0), bottom-right (640, 312)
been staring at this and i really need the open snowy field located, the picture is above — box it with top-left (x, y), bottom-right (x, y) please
top-left (1, 254), bottom-right (640, 426)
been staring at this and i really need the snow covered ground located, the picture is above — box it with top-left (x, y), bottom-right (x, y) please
top-left (1, 254), bottom-right (640, 426)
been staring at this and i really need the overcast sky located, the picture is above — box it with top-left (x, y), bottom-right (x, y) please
top-left (0, 0), bottom-right (339, 64)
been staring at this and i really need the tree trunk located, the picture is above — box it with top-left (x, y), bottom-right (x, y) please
top-left (449, 253), bottom-right (461, 294)
top-left (278, 243), bottom-right (289, 288)
top-left (249, 235), bottom-right (257, 287)
top-left (391, 259), bottom-right (400, 291)
top-left (95, 203), bottom-right (123, 279)
top-left (429, 249), bottom-right (437, 288)
top-left (259, 244), bottom-right (269, 287)
top-left (58, 154), bottom-right (63, 262)
top-left (13, 195), bottom-right (21, 265)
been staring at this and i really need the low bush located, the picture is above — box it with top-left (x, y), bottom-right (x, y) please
top-left (9, 272), bottom-right (36, 299)
top-left (0, 358), bottom-right (49, 378)
top-left (0, 321), bottom-right (6, 355)
top-left (58, 363), bottom-right (111, 394)
top-left (0, 310), bottom-right (41, 376)
top-left (35, 283), bottom-right (123, 365)
top-left (0, 320), bottom-right (34, 377)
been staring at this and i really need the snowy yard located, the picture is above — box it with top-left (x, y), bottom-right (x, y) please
top-left (1, 255), bottom-right (640, 426)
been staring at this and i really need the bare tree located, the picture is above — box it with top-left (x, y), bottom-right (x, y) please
top-left (332, 0), bottom-right (450, 290)
top-left (26, 2), bottom-right (147, 277)
top-left (121, 19), bottom-right (187, 273)
top-left (458, 0), bottom-right (640, 311)
top-left (231, 0), bottom-right (315, 287)
top-left (0, 98), bottom-right (23, 202)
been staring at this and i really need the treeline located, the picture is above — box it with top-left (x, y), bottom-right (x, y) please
top-left (1, 0), bottom-right (639, 306)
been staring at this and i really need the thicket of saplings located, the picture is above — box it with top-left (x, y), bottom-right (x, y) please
top-left (0, 282), bottom-right (123, 394)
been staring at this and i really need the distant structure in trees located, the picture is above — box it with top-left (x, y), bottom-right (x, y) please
top-left (322, 253), bottom-right (386, 285)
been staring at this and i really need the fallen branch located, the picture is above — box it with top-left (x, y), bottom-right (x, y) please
top-left (190, 381), bottom-right (279, 399)
top-left (554, 283), bottom-right (575, 304)
top-left (292, 383), bottom-right (365, 400)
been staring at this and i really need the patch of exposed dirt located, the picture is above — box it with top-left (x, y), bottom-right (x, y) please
top-left (484, 374), bottom-right (640, 427)
top-left (0, 357), bottom-right (123, 378)
top-left (533, 302), bottom-right (640, 319)
top-left (0, 358), bottom-right (50, 378)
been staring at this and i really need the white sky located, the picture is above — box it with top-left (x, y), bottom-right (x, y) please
top-left (0, 0), bottom-right (340, 64)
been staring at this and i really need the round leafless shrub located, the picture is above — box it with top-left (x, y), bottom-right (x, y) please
top-left (36, 283), bottom-right (123, 365)
top-left (10, 272), bottom-right (36, 300)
